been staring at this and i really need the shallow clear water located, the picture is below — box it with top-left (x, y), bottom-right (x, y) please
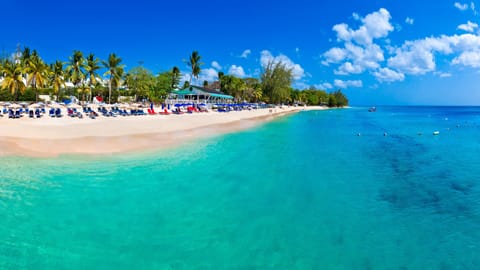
top-left (1, 107), bottom-right (480, 269)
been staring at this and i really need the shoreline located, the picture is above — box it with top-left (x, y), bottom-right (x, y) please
top-left (0, 106), bottom-right (329, 157)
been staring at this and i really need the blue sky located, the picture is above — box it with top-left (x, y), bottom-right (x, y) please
top-left (3, 0), bottom-right (480, 105)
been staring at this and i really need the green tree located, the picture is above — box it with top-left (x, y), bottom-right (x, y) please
top-left (331, 89), bottom-right (349, 107)
top-left (66, 50), bottom-right (86, 89)
top-left (171, 66), bottom-right (181, 89)
top-left (220, 75), bottom-right (246, 101)
top-left (243, 77), bottom-right (261, 102)
top-left (0, 60), bottom-right (26, 101)
top-left (125, 66), bottom-right (155, 101)
top-left (103, 53), bottom-right (124, 104)
top-left (85, 53), bottom-right (101, 93)
top-left (50, 60), bottom-right (66, 101)
top-left (261, 60), bottom-right (293, 104)
top-left (25, 50), bottom-right (49, 102)
top-left (187, 51), bottom-right (203, 84)
top-left (155, 71), bottom-right (175, 100)
top-left (77, 83), bottom-right (91, 102)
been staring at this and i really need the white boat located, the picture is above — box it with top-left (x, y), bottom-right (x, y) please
top-left (433, 131), bottom-right (440, 135)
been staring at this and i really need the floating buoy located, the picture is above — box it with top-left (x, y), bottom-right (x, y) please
top-left (433, 131), bottom-right (440, 135)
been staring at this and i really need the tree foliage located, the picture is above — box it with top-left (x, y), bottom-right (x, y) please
top-left (103, 53), bottom-right (124, 104)
top-left (261, 60), bottom-right (293, 104)
top-left (0, 45), bottom-right (349, 105)
top-left (125, 66), bottom-right (156, 101)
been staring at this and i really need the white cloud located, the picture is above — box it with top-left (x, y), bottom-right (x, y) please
top-left (195, 68), bottom-right (219, 83)
top-left (332, 8), bottom-right (394, 45)
top-left (326, 43), bottom-right (384, 75)
top-left (260, 50), bottom-right (305, 80)
top-left (452, 51), bottom-right (480, 67)
top-left (457, 21), bottom-right (478, 32)
top-left (321, 8), bottom-right (480, 87)
top-left (335, 62), bottom-right (364, 75)
top-left (334, 79), bottom-right (363, 88)
top-left (373, 67), bottom-right (405, 82)
top-left (455, 2), bottom-right (469, 11)
top-left (322, 47), bottom-right (347, 65)
top-left (388, 47), bottom-right (436, 75)
top-left (316, 82), bottom-right (333, 89)
top-left (435, 72), bottom-right (452, 77)
top-left (352, 12), bottom-right (360, 20)
top-left (211, 61), bottom-right (222, 70)
top-left (240, 49), bottom-right (251, 58)
top-left (387, 35), bottom-right (456, 75)
top-left (228, 65), bottom-right (246, 77)
top-left (387, 34), bottom-right (480, 73)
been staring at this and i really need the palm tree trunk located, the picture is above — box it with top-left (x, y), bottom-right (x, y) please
top-left (34, 85), bottom-right (38, 103)
top-left (109, 76), bottom-right (112, 104)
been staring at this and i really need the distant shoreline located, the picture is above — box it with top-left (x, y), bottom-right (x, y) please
top-left (0, 106), bottom-right (329, 157)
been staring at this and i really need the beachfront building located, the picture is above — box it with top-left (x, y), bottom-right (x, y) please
top-left (166, 85), bottom-right (234, 105)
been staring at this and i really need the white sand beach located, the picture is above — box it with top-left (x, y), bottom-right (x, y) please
top-left (0, 106), bottom-right (328, 157)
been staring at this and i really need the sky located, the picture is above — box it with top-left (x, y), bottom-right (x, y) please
top-left (3, 0), bottom-right (480, 105)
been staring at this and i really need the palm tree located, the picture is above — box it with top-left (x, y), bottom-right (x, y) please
top-left (66, 50), bottom-right (86, 89)
top-left (25, 51), bottom-right (48, 102)
top-left (0, 60), bottom-right (26, 101)
top-left (102, 53), bottom-right (124, 104)
top-left (77, 83), bottom-right (91, 103)
top-left (50, 61), bottom-right (65, 101)
top-left (171, 66), bottom-right (181, 90)
top-left (85, 53), bottom-right (101, 94)
top-left (187, 51), bottom-right (203, 84)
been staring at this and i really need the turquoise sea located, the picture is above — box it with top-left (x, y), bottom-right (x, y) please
top-left (1, 107), bottom-right (480, 269)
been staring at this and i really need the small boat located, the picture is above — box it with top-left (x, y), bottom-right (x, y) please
top-left (368, 107), bottom-right (376, 112)
top-left (433, 131), bottom-right (440, 135)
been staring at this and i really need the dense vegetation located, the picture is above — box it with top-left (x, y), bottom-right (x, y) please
top-left (0, 46), bottom-right (348, 107)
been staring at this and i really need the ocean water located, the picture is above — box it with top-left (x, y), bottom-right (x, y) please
top-left (0, 106), bottom-right (480, 269)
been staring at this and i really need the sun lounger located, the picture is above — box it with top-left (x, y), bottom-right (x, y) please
top-left (159, 108), bottom-right (171, 115)
top-left (55, 108), bottom-right (63, 117)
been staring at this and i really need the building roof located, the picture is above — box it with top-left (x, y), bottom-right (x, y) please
top-left (173, 86), bottom-right (233, 99)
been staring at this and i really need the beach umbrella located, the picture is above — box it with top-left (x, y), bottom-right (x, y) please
top-left (8, 103), bottom-right (22, 109)
top-left (28, 104), bottom-right (41, 110)
top-left (68, 103), bottom-right (82, 109)
top-left (49, 103), bottom-right (63, 109)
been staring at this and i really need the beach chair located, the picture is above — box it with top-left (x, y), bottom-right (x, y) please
top-left (8, 110), bottom-right (14, 119)
top-left (159, 108), bottom-right (171, 115)
top-left (55, 108), bottom-right (63, 117)
top-left (67, 108), bottom-right (75, 117)
top-left (29, 110), bottom-right (34, 118)
top-left (49, 108), bottom-right (55, 117)
top-left (35, 109), bottom-right (42, 118)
